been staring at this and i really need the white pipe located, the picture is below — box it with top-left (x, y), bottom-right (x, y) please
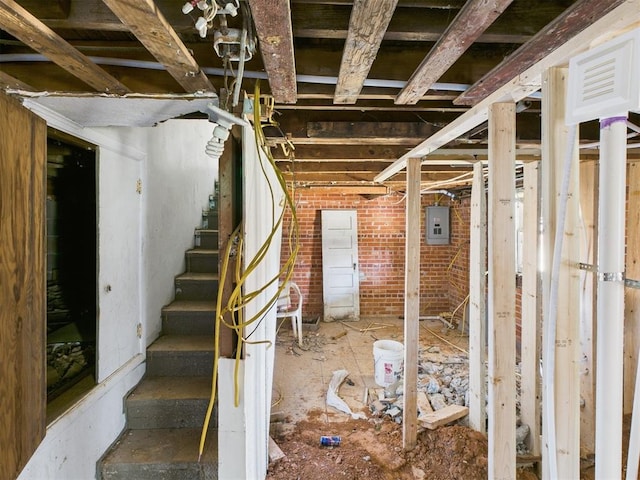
top-left (543, 123), bottom-right (577, 480)
top-left (626, 347), bottom-right (640, 480)
top-left (0, 53), bottom-right (471, 92)
top-left (595, 115), bottom-right (628, 480)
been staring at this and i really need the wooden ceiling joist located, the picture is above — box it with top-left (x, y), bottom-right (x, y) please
top-left (248, 0), bottom-right (297, 103)
top-left (333, 0), bottom-right (399, 104)
top-left (395, 0), bottom-right (514, 105)
top-left (0, 70), bottom-right (34, 91)
top-left (0, 0), bottom-right (129, 94)
top-left (101, 0), bottom-right (214, 93)
top-left (454, 0), bottom-right (628, 106)
top-left (307, 121), bottom-right (438, 138)
top-left (376, 0), bottom-right (639, 182)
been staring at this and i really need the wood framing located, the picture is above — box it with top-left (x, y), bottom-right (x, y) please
top-left (334, 0), bottom-right (398, 104)
top-left (540, 67), bottom-right (580, 479)
top-left (395, 0), bottom-right (513, 105)
top-left (0, 0), bottom-right (129, 94)
top-left (625, 162), bottom-right (640, 414)
top-left (402, 157), bottom-right (421, 450)
top-left (579, 159), bottom-right (597, 455)
top-left (487, 102), bottom-right (516, 480)
top-left (520, 161), bottom-right (541, 456)
top-left (454, 0), bottom-right (627, 106)
top-left (0, 71), bottom-right (34, 91)
top-left (0, 92), bottom-right (46, 480)
top-left (468, 161), bottom-right (487, 433)
top-left (375, 0), bottom-right (639, 183)
top-left (248, 0), bottom-right (297, 103)
top-left (101, 0), bottom-right (214, 93)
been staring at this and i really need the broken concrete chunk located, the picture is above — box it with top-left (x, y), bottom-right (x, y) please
top-left (426, 378), bottom-right (440, 394)
top-left (429, 393), bottom-right (447, 411)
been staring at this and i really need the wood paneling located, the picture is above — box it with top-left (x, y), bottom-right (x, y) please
top-left (0, 92), bottom-right (46, 479)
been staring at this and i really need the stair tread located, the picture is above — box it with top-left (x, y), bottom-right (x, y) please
top-left (186, 249), bottom-right (218, 255)
top-left (147, 335), bottom-right (213, 353)
top-left (102, 428), bottom-right (217, 466)
top-left (162, 300), bottom-right (216, 313)
top-left (129, 376), bottom-right (211, 402)
top-left (195, 228), bottom-right (218, 234)
top-left (176, 272), bottom-right (219, 281)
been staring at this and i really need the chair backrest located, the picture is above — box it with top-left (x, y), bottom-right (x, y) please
top-left (277, 281), bottom-right (302, 312)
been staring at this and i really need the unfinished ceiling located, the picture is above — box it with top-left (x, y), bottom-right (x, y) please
top-left (1, 0), bottom-right (638, 192)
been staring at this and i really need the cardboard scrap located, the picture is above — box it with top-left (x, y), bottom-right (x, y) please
top-left (418, 404), bottom-right (468, 429)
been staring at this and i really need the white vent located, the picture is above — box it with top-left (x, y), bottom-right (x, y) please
top-left (566, 28), bottom-right (640, 124)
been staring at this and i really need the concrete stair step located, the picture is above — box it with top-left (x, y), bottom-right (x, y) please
top-left (162, 300), bottom-right (216, 336)
top-left (186, 249), bottom-right (219, 273)
top-left (194, 229), bottom-right (218, 250)
top-left (100, 428), bottom-right (217, 480)
top-left (146, 335), bottom-right (214, 377)
top-left (126, 376), bottom-right (214, 430)
top-left (175, 272), bottom-right (218, 301)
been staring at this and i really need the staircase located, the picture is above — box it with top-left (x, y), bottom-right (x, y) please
top-left (100, 208), bottom-right (220, 480)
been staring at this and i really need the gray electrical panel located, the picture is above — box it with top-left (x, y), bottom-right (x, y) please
top-left (425, 206), bottom-right (450, 245)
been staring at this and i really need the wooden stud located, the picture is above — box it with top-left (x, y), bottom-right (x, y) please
top-left (333, 0), bottom-right (398, 104)
top-left (487, 102), bottom-right (516, 480)
top-left (520, 161), bottom-right (541, 456)
top-left (579, 159), bottom-right (597, 455)
top-left (540, 67), bottom-right (580, 479)
top-left (0, 0), bottom-right (129, 94)
top-left (468, 161), bottom-right (487, 433)
top-left (455, 0), bottom-right (627, 106)
top-left (101, 0), bottom-right (214, 93)
top-left (395, 0), bottom-right (514, 105)
top-left (625, 162), bottom-right (640, 414)
top-left (402, 157), bottom-right (421, 451)
top-left (248, 0), bottom-right (297, 104)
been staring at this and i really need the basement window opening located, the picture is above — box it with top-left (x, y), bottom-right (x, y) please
top-left (46, 130), bottom-right (98, 422)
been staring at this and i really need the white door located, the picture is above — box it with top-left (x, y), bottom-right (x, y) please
top-left (321, 209), bottom-right (360, 321)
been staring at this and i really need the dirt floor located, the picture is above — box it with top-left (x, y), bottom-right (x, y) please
top-left (266, 317), bottom-right (637, 480)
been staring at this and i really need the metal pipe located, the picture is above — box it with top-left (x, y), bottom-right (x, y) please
top-left (595, 115), bottom-right (627, 480)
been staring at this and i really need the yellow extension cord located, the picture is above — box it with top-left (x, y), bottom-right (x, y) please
top-left (198, 81), bottom-right (300, 460)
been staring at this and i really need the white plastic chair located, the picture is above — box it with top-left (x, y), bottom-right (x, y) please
top-left (276, 281), bottom-right (303, 345)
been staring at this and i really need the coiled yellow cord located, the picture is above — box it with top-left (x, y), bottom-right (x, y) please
top-left (198, 81), bottom-right (299, 460)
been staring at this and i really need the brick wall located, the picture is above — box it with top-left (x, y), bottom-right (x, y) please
top-left (280, 190), bottom-right (472, 320)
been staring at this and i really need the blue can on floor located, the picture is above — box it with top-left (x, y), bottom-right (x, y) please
top-left (320, 436), bottom-right (341, 447)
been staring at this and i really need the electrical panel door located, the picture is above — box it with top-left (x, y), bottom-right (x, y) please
top-left (426, 206), bottom-right (450, 245)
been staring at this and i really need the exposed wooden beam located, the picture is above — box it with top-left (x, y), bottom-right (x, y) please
top-left (0, 0), bottom-right (129, 94)
top-left (454, 0), bottom-right (628, 106)
top-left (395, 0), bottom-right (514, 105)
top-left (100, 0), bottom-right (214, 93)
top-left (487, 102), bottom-right (516, 480)
top-left (403, 156), bottom-right (421, 450)
top-left (282, 171), bottom-right (458, 183)
top-left (520, 161), bottom-right (541, 456)
top-left (248, 0), bottom-right (297, 103)
top-left (267, 136), bottom-right (424, 146)
top-left (375, 0), bottom-right (639, 182)
top-left (276, 160), bottom-right (393, 172)
top-left (468, 161), bottom-right (487, 434)
top-left (334, 0), bottom-right (399, 104)
top-left (272, 144), bottom-right (414, 160)
top-left (307, 121), bottom-right (438, 138)
top-left (0, 70), bottom-right (34, 91)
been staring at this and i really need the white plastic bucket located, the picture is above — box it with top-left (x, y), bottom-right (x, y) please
top-left (373, 340), bottom-right (404, 387)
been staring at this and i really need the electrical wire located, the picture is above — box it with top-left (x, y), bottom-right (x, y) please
top-left (198, 81), bottom-right (299, 461)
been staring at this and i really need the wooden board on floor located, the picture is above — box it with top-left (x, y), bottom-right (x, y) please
top-left (418, 405), bottom-right (469, 429)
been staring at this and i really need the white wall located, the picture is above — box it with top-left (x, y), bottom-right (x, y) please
top-left (17, 105), bottom-right (217, 479)
top-left (143, 119), bottom-right (218, 345)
